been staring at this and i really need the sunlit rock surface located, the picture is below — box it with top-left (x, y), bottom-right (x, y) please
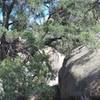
top-left (41, 46), bottom-right (65, 86)
top-left (59, 46), bottom-right (100, 100)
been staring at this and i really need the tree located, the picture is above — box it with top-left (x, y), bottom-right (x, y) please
top-left (0, 1), bottom-right (55, 100)
top-left (43, 0), bottom-right (100, 53)
top-left (0, 0), bottom-right (100, 100)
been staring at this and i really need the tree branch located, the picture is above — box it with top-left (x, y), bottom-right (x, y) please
top-left (8, 0), bottom-right (16, 14)
top-left (0, 20), bottom-right (3, 25)
top-left (44, 36), bottom-right (64, 46)
top-left (8, 20), bottom-right (18, 26)
top-left (2, 0), bottom-right (16, 29)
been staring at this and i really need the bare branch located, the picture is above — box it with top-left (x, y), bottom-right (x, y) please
top-left (2, 0), bottom-right (16, 29)
top-left (0, 20), bottom-right (3, 25)
top-left (8, 20), bottom-right (18, 26)
top-left (8, 0), bottom-right (16, 14)
top-left (44, 36), bottom-right (64, 46)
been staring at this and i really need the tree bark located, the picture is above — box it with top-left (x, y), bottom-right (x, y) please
top-left (2, 0), bottom-right (15, 29)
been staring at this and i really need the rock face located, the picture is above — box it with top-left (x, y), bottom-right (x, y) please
top-left (41, 46), bottom-right (65, 86)
top-left (59, 46), bottom-right (100, 100)
top-left (42, 46), bottom-right (65, 73)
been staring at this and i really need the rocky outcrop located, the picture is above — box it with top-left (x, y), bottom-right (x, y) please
top-left (41, 46), bottom-right (65, 73)
top-left (59, 46), bottom-right (100, 100)
top-left (41, 46), bottom-right (65, 86)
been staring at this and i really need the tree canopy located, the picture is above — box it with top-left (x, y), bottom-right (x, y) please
top-left (0, 0), bottom-right (100, 100)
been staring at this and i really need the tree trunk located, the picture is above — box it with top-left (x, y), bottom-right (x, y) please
top-left (2, 0), bottom-right (15, 29)
top-left (3, 12), bottom-right (10, 29)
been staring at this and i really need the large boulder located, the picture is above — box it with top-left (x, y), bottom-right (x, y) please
top-left (41, 46), bottom-right (65, 86)
top-left (59, 46), bottom-right (100, 100)
top-left (42, 46), bottom-right (65, 73)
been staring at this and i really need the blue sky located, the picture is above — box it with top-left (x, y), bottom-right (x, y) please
top-left (29, 5), bottom-right (49, 25)
top-left (0, 0), bottom-right (59, 26)
top-left (0, 4), bottom-right (49, 25)
top-left (0, 8), bottom-right (3, 21)
top-left (0, 13), bottom-right (2, 21)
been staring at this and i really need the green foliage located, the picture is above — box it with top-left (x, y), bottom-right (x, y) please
top-left (0, 0), bottom-right (100, 100)
top-left (93, 23), bottom-right (100, 33)
top-left (0, 27), bottom-right (55, 99)
top-left (32, 84), bottom-right (55, 100)
top-left (28, 0), bottom-right (44, 7)
top-left (0, 54), bottom-right (53, 99)
top-left (42, 0), bottom-right (100, 53)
